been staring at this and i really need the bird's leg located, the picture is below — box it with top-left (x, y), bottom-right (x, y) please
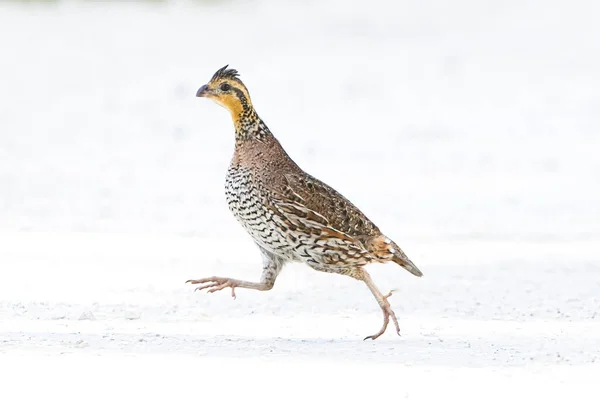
top-left (187, 247), bottom-right (284, 299)
top-left (358, 269), bottom-right (401, 340)
top-left (304, 262), bottom-right (400, 340)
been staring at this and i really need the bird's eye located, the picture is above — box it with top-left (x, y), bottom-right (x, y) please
top-left (220, 83), bottom-right (231, 91)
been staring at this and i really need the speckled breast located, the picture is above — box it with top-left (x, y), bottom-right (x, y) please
top-left (224, 165), bottom-right (295, 259)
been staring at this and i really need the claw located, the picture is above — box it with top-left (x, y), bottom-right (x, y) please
top-left (389, 309), bottom-right (401, 337)
top-left (207, 281), bottom-right (230, 293)
top-left (194, 282), bottom-right (220, 292)
top-left (187, 277), bottom-right (237, 299)
top-left (363, 297), bottom-right (401, 340)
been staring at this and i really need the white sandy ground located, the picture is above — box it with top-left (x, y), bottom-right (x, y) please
top-left (1, 233), bottom-right (599, 398)
top-left (1, 0), bottom-right (600, 398)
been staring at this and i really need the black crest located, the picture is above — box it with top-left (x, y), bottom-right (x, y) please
top-left (211, 65), bottom-right (240, 82)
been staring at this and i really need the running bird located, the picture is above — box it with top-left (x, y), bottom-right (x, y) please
top-left (188, 65), bottom-right (423, 340)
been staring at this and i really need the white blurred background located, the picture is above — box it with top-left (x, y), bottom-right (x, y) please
top-left (0, 1), bottom-right (599, 398)
top-left (1, 0), bottom-right (598, 238)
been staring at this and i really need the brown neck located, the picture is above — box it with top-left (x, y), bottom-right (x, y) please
top-left (233, 107), bottom-right (272, 145)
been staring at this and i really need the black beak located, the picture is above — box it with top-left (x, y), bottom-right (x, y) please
top-left (196, 84), bottom-right (210, 97)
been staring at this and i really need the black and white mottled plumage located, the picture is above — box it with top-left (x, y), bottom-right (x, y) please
top-left (188, 66), bottom-right (423, 340)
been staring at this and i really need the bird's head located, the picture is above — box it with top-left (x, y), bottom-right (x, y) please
top-left (196, 65), bottom-right (253, 119)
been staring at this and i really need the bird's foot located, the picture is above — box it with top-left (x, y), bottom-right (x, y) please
top-left (186, 276), bottom-right (238, 299)
top-left (363, 290), bottom-right (401, 340)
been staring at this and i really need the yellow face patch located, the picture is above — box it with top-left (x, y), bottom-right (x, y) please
top-left (205, 79), bottom-right (252, 122)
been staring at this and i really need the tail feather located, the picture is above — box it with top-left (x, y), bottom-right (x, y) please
top-left (390, 242), bottom-right (423, 277)
top-left (362, 234), bottom-right (423, 277)
top-left (392, 253), bottom-right (423, 277)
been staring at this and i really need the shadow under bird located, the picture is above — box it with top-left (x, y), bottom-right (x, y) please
top-left (188, 65), bottom-right (423, 340)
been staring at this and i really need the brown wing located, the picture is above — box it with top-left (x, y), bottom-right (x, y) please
top-left (266, 174), bottom-right (423, 274)
top-left (282, 173), bottom-right (381, 239)
top-left (266, 191), bottom-right (375, 268)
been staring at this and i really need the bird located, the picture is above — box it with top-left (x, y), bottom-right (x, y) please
top-left (187, 65), bottom-right (423, 340)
